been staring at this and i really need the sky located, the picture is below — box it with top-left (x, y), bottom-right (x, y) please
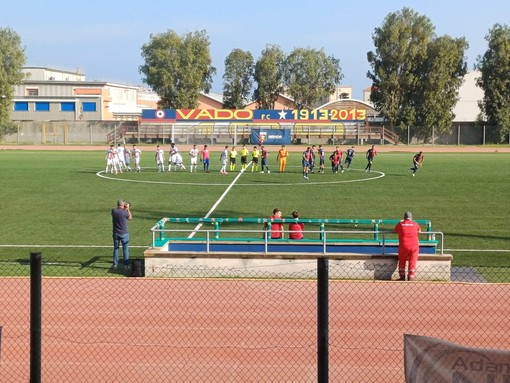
top-left (2, 0), bottom-right (509, 99)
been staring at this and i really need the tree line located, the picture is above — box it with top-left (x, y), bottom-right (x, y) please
top-left (1, 7), bottom-right (510, 142)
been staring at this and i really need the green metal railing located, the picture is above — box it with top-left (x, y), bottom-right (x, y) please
top-left (150, 217), bottom-right (437, 252)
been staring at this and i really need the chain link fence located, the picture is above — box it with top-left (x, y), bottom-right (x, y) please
top-left (0, 255), bottom-right (509, 382)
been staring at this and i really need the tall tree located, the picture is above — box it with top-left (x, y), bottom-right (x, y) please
top-left (476, 23), bottom-right (510, 143)
top-left (253, 44), bottom-right (285, 109)
top-left (139, 30), bottom-right (216, 109)
top-left (367, 8), bottom-right (467, 141)
top-left (222, 49), bottom-right (254, 109)
top-left (0, 27), bottom-right (25, 134)
top-left (282, 48), bottom-right (342, 109)
top-left (416, 36), bottom-right (468, 140)
top-left (367, 8), bottom-right (434, 136)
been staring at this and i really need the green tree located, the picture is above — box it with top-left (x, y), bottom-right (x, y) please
top-left (282, 47), bottom-right (342, 109)
top-left (253, 44), bottom-right (285, 109)
top-left (416, 36), bottom-right (468, 140)
top-left (476, 23), bottom-right (510, 143)
top-left (367, 8), bottom-right (434, 135)
top-left (0, 27), bottom-right (25, 134)
top-left (367, 8), bottom-right (467, 141)
top-left (139, 30), bottom-right (216, 109)
top-left (222, 49), bottom-right (254, 109)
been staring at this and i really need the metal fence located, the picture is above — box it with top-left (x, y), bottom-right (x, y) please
top-left (1, 120), bottom-right (508, 146)
top-left (1, 253), bottom-right (509, 382)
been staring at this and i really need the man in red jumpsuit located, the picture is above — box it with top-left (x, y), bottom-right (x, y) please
top-left (394, 211), bottom-right (421, 281)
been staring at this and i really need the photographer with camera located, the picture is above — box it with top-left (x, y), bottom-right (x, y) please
top-left (111, 199), bottom-right (132, 270)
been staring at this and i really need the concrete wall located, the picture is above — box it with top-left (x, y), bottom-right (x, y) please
top-left (0, 120), bottom-right (123, 144)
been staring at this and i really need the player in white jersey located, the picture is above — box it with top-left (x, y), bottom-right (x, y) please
top-left (123, 144), bottom-right (132, 171)
top-left (132, 144), bottom-right (142, 172)
top-left (105, 145), bottom-right (120, 174)
top-left (113, 146), bottom-right (123, 173)
top-left (219, 145), bottom-right (229, 174)
top-left (117, 144), bottom-right (126, 170)
top-left (155, 145), bottom-right (165, 172)
top-left (168, 143), bottom-right (179, 172)
top-left (171, 153), bottom-right (186, 171)
top-left (189, 144), bottom-right (199, 173)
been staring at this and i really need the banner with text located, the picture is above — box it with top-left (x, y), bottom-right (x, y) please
top-left (404, 334), bottom-right (510, 383)
top-left (250, 129), bottom-right (291, 146)
top-left (141, 108), bottom-right (366, 124)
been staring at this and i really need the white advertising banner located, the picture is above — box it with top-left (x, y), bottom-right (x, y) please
top-left (404, 334), bottom-right (510, 383)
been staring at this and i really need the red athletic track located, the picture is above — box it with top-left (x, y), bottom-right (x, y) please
top-left (1, 278), bottom-right (509, 382)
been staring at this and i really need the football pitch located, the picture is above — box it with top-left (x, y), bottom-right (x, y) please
top-left (0, 147), bottom-right (509, 273)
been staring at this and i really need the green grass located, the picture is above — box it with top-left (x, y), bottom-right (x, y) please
top-left (0, 148), bottom-right (509, 276)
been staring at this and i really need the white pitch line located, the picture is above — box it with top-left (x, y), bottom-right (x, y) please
top-left (187, 164), bottom-right (250, 239)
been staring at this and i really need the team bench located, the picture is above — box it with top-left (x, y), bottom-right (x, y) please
top-left (142, 217), bottom-right (451, 281)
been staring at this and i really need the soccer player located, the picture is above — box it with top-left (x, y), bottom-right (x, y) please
top-left (329, 150), bottom-right (340, 173)
top-left (229, 146), bottom-right (237, 172)
top-left (260, 146), bottom-right (270, 173)
top-left (276, 145), bottom-right (288, 173)
top-left (344, 146), bottom-right (355, 170)
top-left (112, 145), bottom-right (122, 174)
top-left (200, 144), bottom-right (210, 172)
top-left (365, 145), bottom-right (377, 172)
top-left (309, 145), bottom-right (316, 173)
top-left (317, 144), bottom-right (325, 173)
top-left (155, 145), bottom-right (165, 172)
top-left (189, 144), bottom-right (199, 173)
top-left (335, 146), bottom-right (344, 173)
top-left (123, 144), bottom-right (132, 172)
top-left (220, 145), bottom-right (229, 174)
top-left (302, 147), bottom-right (312, 179)
top-left (172, 152), bottom-right (186, 171)
top-left (105, 145), bottom-right (117, 174)
top-left (132, 144), bottom-right (142, 172)
top-left (168, 143), bottom-right (179, 172)
top-left (240, 144), bottom-right (249, 170)
top-left (410, 151), bottom-right (424, 176)
top-left (117, 144), bottom-right (126, 171)
top-left (394, 211), bottom-right (421, 281)
top-left (251, 146), bottom-right (259, 172)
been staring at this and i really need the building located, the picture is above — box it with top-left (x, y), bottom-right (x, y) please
top-left (327, 86), bottom-right (353, 103)
top-left (244, 94), bottom-right (296, 110)
top-left (11, 67), bottom-right (159, 122)
top-left (11, 66), bottom-right (482, 125)
top-left (359, 72), bottom-right (482, 123)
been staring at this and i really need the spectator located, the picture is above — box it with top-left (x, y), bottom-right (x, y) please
top-left (394, 211), bottom-right (421, 281)
top-left (111, 199), bottom-right (132, 270)
top-left (289, 210), bottom-right (304, 240)
top-left (264, 208), bottom-right (284, 239)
